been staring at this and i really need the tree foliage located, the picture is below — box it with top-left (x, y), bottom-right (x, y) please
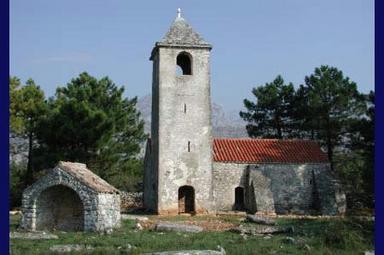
top-left (35, 72), bottom-right (146, 189)
top-left (240, 66), bottom-right (374, 209)
top-left (9, 77), bottom-right (48, 185)
top-left (9, 73), bottom-right (147, 208)
top-left (240, 75), bottom-right (296, 138)
top-left (337, 91), bottom-right (375, 209)
top-left (302, 66), bottom-right (365, 168)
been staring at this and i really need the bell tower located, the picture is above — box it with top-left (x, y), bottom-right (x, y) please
top-left (144, 9), bottom-right (213, 214)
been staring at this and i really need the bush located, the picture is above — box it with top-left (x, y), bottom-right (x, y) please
top-left (10, 162), bottom-right (27, 209)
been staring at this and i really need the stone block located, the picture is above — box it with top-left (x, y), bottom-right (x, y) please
top-left (154, 222), bottom-right (203, 233)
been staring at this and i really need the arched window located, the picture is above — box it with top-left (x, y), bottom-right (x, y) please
top-left (176, 52), bottom-right (192, 75)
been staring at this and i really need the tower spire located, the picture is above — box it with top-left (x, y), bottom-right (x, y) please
top-left (177, 8), bottom-right (182, 19)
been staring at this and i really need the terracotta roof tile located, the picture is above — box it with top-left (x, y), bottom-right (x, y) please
top-left (213, 138), bottom-right (329, 164)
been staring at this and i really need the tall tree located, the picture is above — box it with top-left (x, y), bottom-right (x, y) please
top-left (240, 75), bottom-right (296, 138)
top-left (35, 72), bottom-right (146, 189)
top-left (9, 77), bottom-right (48, 185)
top-left (303, 65), bottom-right (365, 169)
top-left (341, 91), bottom-right (375, 207)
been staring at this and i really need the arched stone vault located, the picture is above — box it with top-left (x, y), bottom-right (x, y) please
top-left (21, 161), bottom-right (121, 232)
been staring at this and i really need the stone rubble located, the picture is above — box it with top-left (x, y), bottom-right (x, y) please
top-left (230, 224), bottom-right (293, 235)
top-left (246, 214), bottom-right (276, 225)
top-left (49, 244), bottom-right (94, 253)
top-left (10, 231), bottom-right (59, 240)
top-left (121, 214), bottom-right (149, 221)
top-left (154, 222), bottom-right (204, 233)
top-left (143, 246), bottom-right (226, 255)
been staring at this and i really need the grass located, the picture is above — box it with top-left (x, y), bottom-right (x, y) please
top-left (10, 214), bottom-right (374, 255)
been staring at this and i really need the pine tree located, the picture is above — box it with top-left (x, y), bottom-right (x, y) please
top-left (35, 72), bottom-right (146, 190)
top-left (9, 77), bottom-right (48, 185)
top-left (302, 66), bottom-right (365, 169)
top-left (240, 75), bottom-right (296, 138)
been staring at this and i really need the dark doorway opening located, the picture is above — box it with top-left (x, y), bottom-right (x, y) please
top-left (178, 186), bottom-right (195, 213)
top-left (234, 186), bottom-right (245, 211)
top-left (35, 185), bottom-right (84, 231)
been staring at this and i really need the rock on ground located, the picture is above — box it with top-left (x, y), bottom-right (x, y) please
top-left (10, 232), bottom-right (59, 240)
top-left (246, 214), bottom-right (276, 225)
top-left (121, 214), bottom-right (149, 221)
top-left (230, 225), bottom-right (293, 235)
top-left (143, 246), bottom-right (226, 255)
top-left (154, 222), bottom-right (203, 233)
top-left (49, 244), bottom-right (94, 253)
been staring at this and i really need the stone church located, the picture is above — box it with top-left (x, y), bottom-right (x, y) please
top-left (143, 10), bottom-right (346, 216)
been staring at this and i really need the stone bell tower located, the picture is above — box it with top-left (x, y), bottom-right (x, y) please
top-left (144, 9), bottom-right (214, 214)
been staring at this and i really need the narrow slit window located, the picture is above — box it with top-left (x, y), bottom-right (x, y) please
top-left (188, 141), bottom-right (191, 152)
top-left (184, 104), bottom-right (187, 113)
top-left (176, 52), bottom-right (192, 75)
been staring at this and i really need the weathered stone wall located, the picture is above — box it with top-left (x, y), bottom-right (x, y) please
top-left (151, 46), bottom-right (214, 214)
top-left (212, 163), bottom-right (247, 211)
top-left (96, 193), bottom-right (121, 231)
top-left (21, 167), bottom-right (121, 232)
top-left (143, 139), bottom-right (155, 211)
top-left (144, 53), bottom-right (161, 213)
top-left (247, 164), bottom-right (321, 215)
top-left (213, 162), bottom-right (345, 215)
top-left (313, 167), bottom-right (346, 215)
top-left (120, 191), bottom-right (143, 212)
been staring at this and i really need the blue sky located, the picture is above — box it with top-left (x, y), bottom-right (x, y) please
top-left (10, 0), bottom-right (374, 111)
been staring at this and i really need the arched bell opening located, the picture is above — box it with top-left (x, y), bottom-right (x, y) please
top-left (176, 52), bottom-right (192, 75)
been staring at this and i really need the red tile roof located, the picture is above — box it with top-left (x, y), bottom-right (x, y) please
top-left (213, 138), bottom-right (329, 164)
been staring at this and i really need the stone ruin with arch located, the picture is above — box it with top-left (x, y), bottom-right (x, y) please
top-left (21, 161), bottom-right (121, 232)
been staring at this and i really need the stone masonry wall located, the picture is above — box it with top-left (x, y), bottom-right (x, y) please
top-left (153, 47), bottom-right (214, 214)
top-left (313, 167), bottom-right (347, 215)
top-left (212, 163), bottom-right (247, 211)
top-left (121, 191), bottom-right (144, 212)
top-left (96, 193), bottom-right (121, 231)
top-left (144, 52), bottom-right (160, 213)
top-left (247, 164), bottom-right (322, 215)
top-left (143, 138), bottom-right (156, 212)
top-left (213, 162), bottom-right (345, 215)
top-left (21, 167), bottom-right (121, 232)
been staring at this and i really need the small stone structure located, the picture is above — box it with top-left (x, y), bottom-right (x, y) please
top-left (21, 161), bottom-right (121, 232)
top-left (143, 10), bottom-right (346, 216)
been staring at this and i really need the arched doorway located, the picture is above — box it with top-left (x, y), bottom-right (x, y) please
top-left (35, 185), bottom-right (84, 231)
top-left (234, 186), bottom-right (245, 210)
top-left (178, 186), bottom-right (195, 214)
